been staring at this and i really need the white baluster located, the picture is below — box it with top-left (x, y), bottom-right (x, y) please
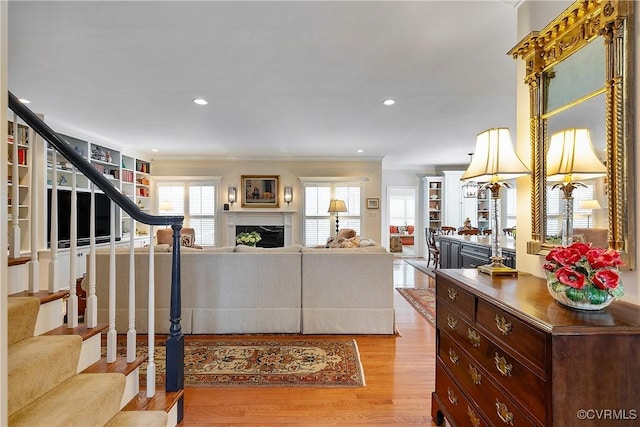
top-left (48, 150), bottom-right (59, 293)
top-left (28, 126), bottom-right (39, 293)
top-left (107, 200), bottom-right (117, 363)
top-left (86, 185), bottom-right (97, 327)
top-left (67, 166), bottom-right (78, 328)
top-left (146, 225), bottom-right (156, 397)
top-left (126, 217), bottom-right (136, 363)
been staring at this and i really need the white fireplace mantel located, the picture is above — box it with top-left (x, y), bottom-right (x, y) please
top-left (222, 210), bottom-right (296, 246)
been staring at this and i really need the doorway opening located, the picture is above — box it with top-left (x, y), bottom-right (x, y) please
top-left (388, 187), bottom-right (417, 258)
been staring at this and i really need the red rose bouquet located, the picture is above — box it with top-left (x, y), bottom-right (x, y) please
top-left (544, 242), bottom-right (624, 307)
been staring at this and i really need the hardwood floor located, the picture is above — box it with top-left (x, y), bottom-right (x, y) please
top-left (180, 258), bottom-right (439, 426)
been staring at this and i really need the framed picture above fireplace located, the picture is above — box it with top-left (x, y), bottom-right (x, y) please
top-left (241, 175), bottom-right (280, 208)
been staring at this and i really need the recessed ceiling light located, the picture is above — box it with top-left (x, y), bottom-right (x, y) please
top-left (383, 99), bottom-right (395, 106)
top-left (151, 149), bottom-right (159, 152)
top-left (193, 98), bottom-right (208, 105)
top-left (356, 149), bottom-right (364, 153)
top-left (18, 98), bottom-right (31, 104)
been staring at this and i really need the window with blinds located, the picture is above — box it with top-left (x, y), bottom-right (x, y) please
top-left (158, 182), bottom-right (217, 246)
top-left (546, 184), bottom-right (595, 237)
top-left (303, 182), bottom-right (362, 246)
top-left (389, 188), bottom-right (416, 228)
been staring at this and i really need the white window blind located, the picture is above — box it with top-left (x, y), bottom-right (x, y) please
top-left (505, 187), bottom-right (517, 228)
top-left (304, 185), bottom-right (331, 246)
top-left (546, 184), bottom-right (595, 237)
top-left (157, 182), bottom-right (217, 246)
top-left (303, 182), bottom-right (362, 246)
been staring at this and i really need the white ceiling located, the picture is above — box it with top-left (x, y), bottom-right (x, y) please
top-left (8, 1), bottom-right (518, 170)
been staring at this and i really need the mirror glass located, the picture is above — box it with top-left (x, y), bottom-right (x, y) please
top-left (544, 92), bottom-right (607, 243)
top-left (509, 0), bottom-right (634, 267)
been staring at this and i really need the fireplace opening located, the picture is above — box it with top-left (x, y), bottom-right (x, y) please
top-left (236, 225), bottom-right (285, 248)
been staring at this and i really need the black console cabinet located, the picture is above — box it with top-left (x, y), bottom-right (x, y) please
top-left (438, 235), bottom-right (515, 269)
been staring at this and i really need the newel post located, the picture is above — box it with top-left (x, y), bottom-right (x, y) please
top-left (165, 223), bottom-right (184, 421)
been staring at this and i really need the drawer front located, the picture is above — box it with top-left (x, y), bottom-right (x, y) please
top-left (435, 363), bottom-right (489, 427)
top-left (476, 298), bottom-right (547, 370)
top-left (436, 279), bottom-right (475, 321)
top-left (439, 332), bottom-right (544, 427)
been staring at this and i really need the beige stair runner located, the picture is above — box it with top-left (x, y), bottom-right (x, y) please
top-left (8, 296), bottom-right (168, 426)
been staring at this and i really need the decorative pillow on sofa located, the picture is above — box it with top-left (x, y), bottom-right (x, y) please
top-left (397, 225), bottom-right (407, 234)
top-left (407, 225), bottom-right (415, 234)
top-left (328, 236), bottom-right (360, 248)
top-left (358, 238), bottom-right (377, 247)
top-left (337, 228), bottom-right (357, 239)
top-left (390, 225), bottom-right (399, 234)
top-left (181, 233), bottom-right (194, 248)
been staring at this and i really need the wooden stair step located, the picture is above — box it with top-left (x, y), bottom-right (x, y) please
top-left (123, 389), bottom-right (184, 413)
top-left (43, 322), bottom-right (108, 340)
top-left (9, 289), bottom-right (69, 305)
top-left (105, 410), bottom-right (168, 427)
top-left (83, 356), bottom-right (146, 377)
top-left (8, 256), bottom-right (31, 266)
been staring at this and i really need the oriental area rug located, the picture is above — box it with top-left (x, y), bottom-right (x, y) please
top-left (106, 337), bottom-right (366, 388)
top-left (396, 288), bottom-right (436, 326)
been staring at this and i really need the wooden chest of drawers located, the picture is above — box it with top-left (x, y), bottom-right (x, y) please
top-left (432, 269), bottom-right (640, 427)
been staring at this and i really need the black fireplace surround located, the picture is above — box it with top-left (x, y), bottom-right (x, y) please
top-left (236, 225), bottom-right (285, 248)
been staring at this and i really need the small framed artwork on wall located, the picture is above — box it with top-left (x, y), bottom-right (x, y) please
top-left (241, 175), bottom-right (280, 208)
top-left (367, 198), bottom-right (379, 209)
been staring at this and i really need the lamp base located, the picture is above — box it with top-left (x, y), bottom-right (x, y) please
top-left (477, 257), bottom-right (518, 276)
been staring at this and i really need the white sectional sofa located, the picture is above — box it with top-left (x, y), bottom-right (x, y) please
top-left (86, 243), bottom-right (395, 335)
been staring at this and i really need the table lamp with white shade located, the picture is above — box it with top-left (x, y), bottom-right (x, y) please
top-left (461, 128), bottom-right (530, 276)
top-left (578, 199), bottom-right (602, 228)
top-left (547, 129), bottom-right (606, 246)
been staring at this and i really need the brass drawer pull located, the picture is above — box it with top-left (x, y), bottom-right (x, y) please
top-left (448, 287), bottom-right (458, 300)
top-left (495, 314), bottom-right (513, 336)
top-left (448, 348), bottom-right (460, 365)
top-left (494, 353), bottom-right (513, 377)
top-left (467, 328), bottom-right (481, 347)
top-left (496, 399), bottom-right (514, 425)
top-left (447, 314), bottom-right (458, 330)
top-left (469, 364), bottom-right (482, 385)
top-left (447, 387), bottom-right (458, 405)
top-left (467, 405), bottom-right (481, 427)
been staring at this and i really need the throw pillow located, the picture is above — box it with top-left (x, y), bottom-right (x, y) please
top-left (407, 225), bottom-right (415, 234)
top-left (390, 225), bottom-right (399, 234)
top-left (397, 226), bottom-right (407, 234)
top-left (328, 236), bottom-right (360, 248)
top-left (358, 238), bottom-right (377, 247)
top-left (180, 233), bottom-right (194, 248)
top-left (338, 228), bottom-right (357, 239)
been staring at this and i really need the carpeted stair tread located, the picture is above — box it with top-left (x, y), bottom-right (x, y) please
top-left (8, 335), bottom-right (83, 416)
top-left (105, 410), bottom-right (168, 427)
top-left (8, 373), bottom-right (126, 427)
top-left (7, 297), bottom-right (40, 345)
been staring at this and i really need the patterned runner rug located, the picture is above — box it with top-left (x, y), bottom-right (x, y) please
top-left (109, 337), bottom-right (366, 388)
top-left (396, 288), bottom-right (436, 326)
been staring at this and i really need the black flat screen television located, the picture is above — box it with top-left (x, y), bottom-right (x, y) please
top-left (47, 189), bottom-right (118, 247)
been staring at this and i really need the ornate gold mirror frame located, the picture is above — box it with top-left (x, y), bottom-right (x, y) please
top-left (508, 0), bottom-right (635, 268)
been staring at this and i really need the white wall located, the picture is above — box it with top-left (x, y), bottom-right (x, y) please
top-left (515, 1), bottom-right (639, 303)
top-left (152, 158), bottom-right (383, 246)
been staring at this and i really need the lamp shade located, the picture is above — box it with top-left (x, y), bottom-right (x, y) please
top-left (547, 129), bottom-right (606, 182)
top-left (579, 199), bottom-right (602, 210)
top-left (328, 199), bottom-right (347, 213)
top-left (461, 128), bottom-right (530, 182)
